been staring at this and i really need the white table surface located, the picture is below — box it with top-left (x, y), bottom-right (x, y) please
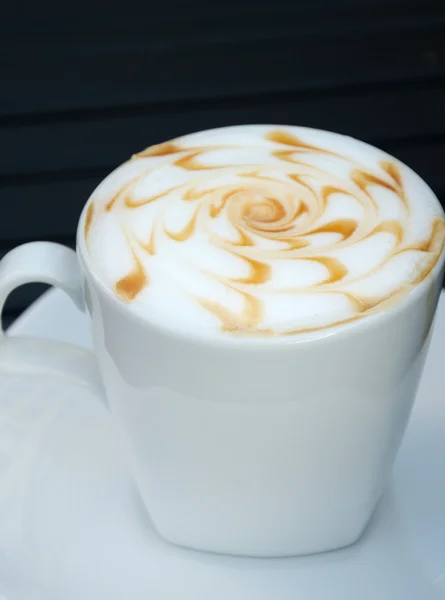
top-left (2, 288), bottom-right (444, 600)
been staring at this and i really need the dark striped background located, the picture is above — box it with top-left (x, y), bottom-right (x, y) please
top-left (1, 0), bottom-right (445, 326)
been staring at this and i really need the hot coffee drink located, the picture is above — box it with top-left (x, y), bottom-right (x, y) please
top-left (2, 124), bottom-right (445, 557)
top-left (84, 125), bottom-right (445, 339)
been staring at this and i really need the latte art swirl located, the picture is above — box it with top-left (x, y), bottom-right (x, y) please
top-left (83, 126), bottom-right (445, 338)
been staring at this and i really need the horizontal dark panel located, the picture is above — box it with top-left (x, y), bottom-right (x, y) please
top-left (1, 2), bottom-right (443, 59)
top-left (1, 16), bottom-right (444, 118)
top-left (2, 84), bottom-right (445, 178)
top-left (0, 139), bottom-right (445, 243)
top-left (0, 178), bottom-right (99, 242)
top-left (1, 0), bottom-right (442, 30)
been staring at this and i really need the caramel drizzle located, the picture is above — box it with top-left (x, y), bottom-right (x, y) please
top-left (199, 292), bottom-right (269, 334)
top-left (350, 169), bottom-right (398, 207)
top-left (273, 150), bottom-right (316, 166)
top-left (411, 218), bottom-right (445, 284)
top-left (114, 249), bottom-right (147, 302)
top-left (282, 237), bottom-right (311, 250)
top-left (266, 129), bottom-right (339, 156)
top-left (232, 226), bottom-right (254, 247)
top-left (209, 189), bottom-right (238, 218)
top-left (308, 219), bottom-right (357, 240)
top-left (184, 187), bottom-right (220, 202)
top-left (310, 256), bottom-right (348, 284)
top-left (235, 258), bottom-right (271, 285)
top-left (105, 180), bottom-right (132, 212)
top-left (321, 186), bottom-right (349, 205)
top-left (175, 152), bottom-right (213, 171)
top-left (348, 288), bottom-right (411, 314)
top-left (165, 210), bottom-right (199, 242)
top-left (84, 201), bottom-right (94, 241)
top-left (380, 160), bottom-right (407, 206)
top-left (295, 202), bottom-right (309, 219)
top-left (85, 128), bottom-right (445, 335)
top-left (134, 141), bottom-right (184, 158)
top-left (139, 221), bottom-right (157, 255)
top-left (125, 185), bottom-right (180, 208)
top-left (243, 197), bottom-right (286, 225)
top-left (372, 220), bottom-right (403, 245)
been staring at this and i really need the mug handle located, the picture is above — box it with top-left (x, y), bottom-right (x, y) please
top-left (0, 242), bottom-right (85, 327)
top-left (0, 241), bottom-right (106, 403)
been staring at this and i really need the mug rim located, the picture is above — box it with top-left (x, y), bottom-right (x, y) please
top-left (76, 124), bottom-right (445, 349)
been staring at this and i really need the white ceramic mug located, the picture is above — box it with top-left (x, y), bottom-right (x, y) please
top-left (0, 163), bottom-right (444, 559)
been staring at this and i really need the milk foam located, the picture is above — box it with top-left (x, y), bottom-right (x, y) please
top-left (81, 125), bottom-right (445, 339)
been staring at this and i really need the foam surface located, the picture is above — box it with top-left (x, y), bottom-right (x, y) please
top-left (81, 125), bottom-right (445, 339)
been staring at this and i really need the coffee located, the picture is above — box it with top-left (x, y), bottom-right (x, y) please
top-left (83, 125), bottom-right (445, 339)
top-left (2, 124), bottom-right (443, 557)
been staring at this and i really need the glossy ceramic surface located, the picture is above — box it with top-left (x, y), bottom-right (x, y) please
top-left (0, 288), bottom-right (442, 598)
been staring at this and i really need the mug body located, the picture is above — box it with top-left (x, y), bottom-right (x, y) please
top-left (78, 241), bottom-right (444, 557)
